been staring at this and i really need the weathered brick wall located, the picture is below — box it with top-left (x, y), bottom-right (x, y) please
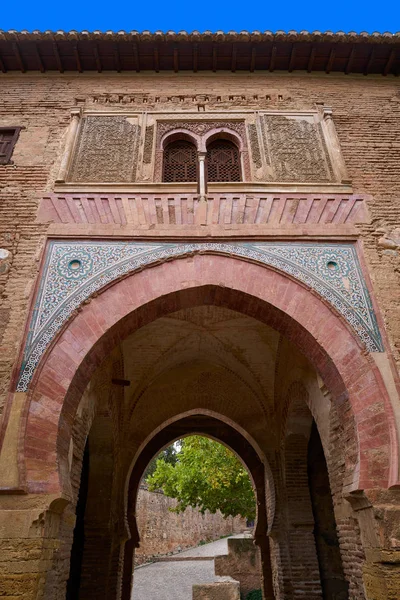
top-left (0, 73), bottom-right (399, 418)
top-left (0, 72), bottom-right (399, 600)
top-left (135, 486), bottom-right (246, 564)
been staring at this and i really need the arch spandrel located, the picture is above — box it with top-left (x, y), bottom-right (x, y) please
top-left (11, 253), bottom-right (398, 496)
top-left (16, 240), bottom-right (383, 392)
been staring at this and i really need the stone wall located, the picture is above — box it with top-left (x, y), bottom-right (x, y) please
top-left (135, 487), bottom-right (246, 565)
top-left (215, 538), bottom-right (262, 597)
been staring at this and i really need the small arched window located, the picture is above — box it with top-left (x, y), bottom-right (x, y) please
top-left (206, 139), bottom-right (241, 182)
top-left (163, 140), bottom-right (197, 182)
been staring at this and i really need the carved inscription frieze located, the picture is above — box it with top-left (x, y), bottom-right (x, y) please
top-left (68, 116), bottom-right (140, 182)
top-left (80, 93), bottom-right (293, 110)
top-left (263, 115), bottom-right (334, 182)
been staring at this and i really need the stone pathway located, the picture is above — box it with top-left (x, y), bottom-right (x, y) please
top-left (131, 535), bottom-right (244, 600)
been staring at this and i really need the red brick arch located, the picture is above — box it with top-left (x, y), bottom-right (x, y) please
top-left (20, 254), bottom-right (398, 495)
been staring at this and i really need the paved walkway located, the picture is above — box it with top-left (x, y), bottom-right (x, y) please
top-left (131, 535), bottom-right (244, 600)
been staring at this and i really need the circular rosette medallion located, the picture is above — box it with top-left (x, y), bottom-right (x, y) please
top-left (58, 251), bottom-right (93, 280)
top-left (317, 252), bottom-right (351, 280)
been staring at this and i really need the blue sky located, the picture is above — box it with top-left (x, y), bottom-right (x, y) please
top-left (1, 0), bottom-right (399, 33)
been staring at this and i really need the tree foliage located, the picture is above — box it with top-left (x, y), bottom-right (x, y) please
top-left (143, 443), bottom-right (179, 480)
top-left (146, 436), bottom-right (256, 520)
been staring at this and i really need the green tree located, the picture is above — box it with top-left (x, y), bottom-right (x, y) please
top-left (147, 436), bottom-right (256, 520)
top-left (143, 443), bottom-right (179, 480)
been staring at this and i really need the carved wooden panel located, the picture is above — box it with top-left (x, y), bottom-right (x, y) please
top-left (264, 115), bottom-right (334, 182)
top-left (68, 116), bottom-right (139, 182)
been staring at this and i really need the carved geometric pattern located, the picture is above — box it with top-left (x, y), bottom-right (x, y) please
top-left (156, 120), bottom-right (247, 147)
top-left (143, 124), bottom-right (154, 164)
top-left (264, 115), bottom-right (334, 182)
top-left (206, 140), bottom-right (241, 182)
top-left (247, 123), bottom-right (262, 169)
top-left (16, 241), bottom-right (383, 392)
top-left (68, 116), bottom-right (139, 182)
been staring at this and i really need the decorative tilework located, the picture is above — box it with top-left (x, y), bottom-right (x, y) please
top-left (16, 241), bottom-right (383, 391)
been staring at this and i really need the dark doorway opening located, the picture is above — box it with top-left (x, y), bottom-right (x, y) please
top-left (66, 442), bottom-right (89, 599)
top-left (308, 422), bottom-right (349, 600)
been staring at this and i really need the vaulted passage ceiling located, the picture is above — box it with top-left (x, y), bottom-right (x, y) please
top-left (118, 305), bottom-right (319, 454)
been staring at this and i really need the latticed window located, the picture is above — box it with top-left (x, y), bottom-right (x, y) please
top-left (206, 140), bottom-right (241, 182)
top-left (163, 140), bottom-right (197, 182)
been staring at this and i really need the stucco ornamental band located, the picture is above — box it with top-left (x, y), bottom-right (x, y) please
top-left (16, 241), bottom-right (384, 392)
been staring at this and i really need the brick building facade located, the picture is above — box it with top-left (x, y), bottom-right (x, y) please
top-left (0, 30), bottom-right (399, 599)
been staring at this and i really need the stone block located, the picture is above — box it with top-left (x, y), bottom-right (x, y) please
top-left (215, 538), bottom-right (261, 597)
top-left (193, 578), bottom-right (240, 600)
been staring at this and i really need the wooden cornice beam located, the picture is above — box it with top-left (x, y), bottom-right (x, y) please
top-left (133, 42), bottom-right (140, 72)
top-left (153, 45), bottom-right (159, 72)
top-left (250, 46), bottom-right (256, 72)
top-left (364, 47), bottom-right (375, 75)
top-left (345, 44), bottom-right (356, 75)
top-left (269, 44), bottom-right (277, 72)
top-left (212, 43), bottom-right (217, 72)
top-left (12, 42), bottom-right (25, 73)
top-left (73, 42), bottom-right (83, 73)
top-left (326, 47), bottom-right (336, 74)
top-left (0, 52), bottom-right (6, 73)
top-left (111, 378), bottom-right (131, 387)
top-left (173, 44), bottom-right (179, 72)
top-left (383, 48), bottom-right (396, 75)
top-left (288, 44), bottom-right (296, 72)
top-left (307, 45), bottom-right (316, 73)
top-left (52, 40), bottom-right (64, 73)
top-left (113, 43), bottom-right (121, 72)
top-left (193, 43), bottom-right (198, 73)
top-left (231, 43), bottom-right (237, 72)
top-left (33, 42), bottom-right (45, 73)
top-left (93, 43), bottom-right (102, 73)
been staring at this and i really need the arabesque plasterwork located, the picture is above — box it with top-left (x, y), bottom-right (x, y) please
top-left (16, 241), bottom-right (383, 391)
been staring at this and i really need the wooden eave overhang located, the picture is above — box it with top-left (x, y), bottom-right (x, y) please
top-left (0, 30), bottom-right (399, 75)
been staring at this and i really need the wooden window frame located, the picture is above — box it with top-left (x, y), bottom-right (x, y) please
top-left (0, 127), bottom-right (24, 165)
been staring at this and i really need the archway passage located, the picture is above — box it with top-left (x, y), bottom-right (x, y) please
top-left (15, 254), bottom-right (398, 600)
top-left (23, 255), bottom-right (396, 496)
top-left (124, 416), bottom-right (273, 600)
top-left (55, 300), bottom-right (354, 600)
